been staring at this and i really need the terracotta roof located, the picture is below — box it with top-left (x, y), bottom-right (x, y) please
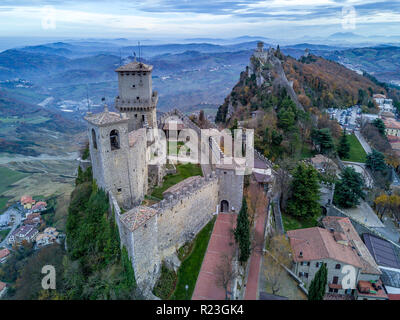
top-left (84, 109), bottom-right (127, 126)
top-left (120, 206), bottom-right (158, 231)
top-left (32, 201), bottom-right (46, 211)
top-left (357, 280), bottom-right (388, 299)
top-left (388, 294), bottom-right (400, 300)
top-left (0, 249), bottom-right (10, 259)
top-left (0, 282), bottom-right (6, 291)
top-left (287, 227), bottom-right (363, 269)
top-left (21, 195), bottom-right (34, 204)
top-left (322, 216), bottom-right (381, 275)
top-left (115, 61), bottom-right (153, 72)
top-left (384, 119), bottom-right (400, 130)
top-left (373, 94), bottom-right (386, 99)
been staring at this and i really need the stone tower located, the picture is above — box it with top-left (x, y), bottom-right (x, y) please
top-left (85, 106), bottom-right (138, 209)
top-left (115, 61), bottom-right (158, 131)
top-left (215, 159), bottom-right (244, 213)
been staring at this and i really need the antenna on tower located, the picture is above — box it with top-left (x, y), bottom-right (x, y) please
top-left (138, 41), bottom-right (141, 63)
top-left (86, 84), bottom-right (90, 113)
top-left (119, 49), bottom-right (122, 66)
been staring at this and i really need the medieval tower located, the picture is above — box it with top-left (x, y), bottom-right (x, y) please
top-left (114, 61), bottom-right (158, 131)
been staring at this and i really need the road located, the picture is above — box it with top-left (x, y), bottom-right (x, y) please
top-left (342, 161), bottom-right (374, 188)
top-left (0, 206), bottom-right (22, 248)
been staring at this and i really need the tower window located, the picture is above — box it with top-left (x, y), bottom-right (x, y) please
top-left (132, 84), bottom-right (136, 88)
top-left (110, 129), bottom-right (120, 150)
top-left (91, 128), bottom-right (97, 150)
top-left (137, 96), bottom-right (140, 100)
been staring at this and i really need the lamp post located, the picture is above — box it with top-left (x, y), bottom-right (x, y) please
top-left (185, 284), bottom-right (189, 300)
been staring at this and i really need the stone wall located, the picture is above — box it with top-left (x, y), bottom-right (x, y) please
top-left (216, 167), bottom-right (244, 213)
top-left (152, 173), bottom-right (219, 259)
top-left (109, 173), bottom-right (220, 294)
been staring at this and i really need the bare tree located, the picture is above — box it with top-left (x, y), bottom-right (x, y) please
top-left (215, 253), bottom-right (237, 300)
top-left (264, 234), bottom-right (292, 295)
top-left (246, 181), bottom-right (268, 227)
top-left (273, 158), bottom-right (295, 210)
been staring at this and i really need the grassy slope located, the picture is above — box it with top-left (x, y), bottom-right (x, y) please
top-left (341, 134), bottom-right (367, 163)
top-left (170, 216), bottom-right (216, 300)
top-left (0, 166), bottom-right (28, 212)
top-left (151, 163), bottom-right (203, 200)
top-left (282, 212), bottom-right (320, 231)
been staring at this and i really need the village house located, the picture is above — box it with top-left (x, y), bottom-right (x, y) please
top-left (287, 216), bottom-right (387, 300)
top-left (23, 212), bottom-right (41, 226)
top-left (31, 201), bottom-right (47, 213)
top-left (0, 281), bottom-right (7, 298)
top-left (20, 195), bottom-right (35, 210)
top-left (384, 118), bottom-right (400, 137)
top-left (0, 248), bottom-right (10, 264)
top-left (8, 225), bottom-right (38, 245)
top-left (35, 227), bottom-right (60, 247)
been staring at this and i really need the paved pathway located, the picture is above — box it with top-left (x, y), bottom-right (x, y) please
top-left (343, 200), bottom-right (384, 228)
top-left (192, 213), bottom-right (236, 300)
top-left (244, 200), bottom-right (269, 300)
top-left (354, 130), bottom-right (372, 154)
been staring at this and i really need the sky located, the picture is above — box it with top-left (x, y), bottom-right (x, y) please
top-left (0, 0), bottom-right (399, 40)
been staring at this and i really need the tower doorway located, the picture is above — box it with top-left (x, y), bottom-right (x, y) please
top-left (221, 200), bottom-right (229, 213)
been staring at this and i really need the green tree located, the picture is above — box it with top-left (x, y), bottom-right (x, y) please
top-left (286, 163), bottom-right (321, 218)
top-left (366, 149), bottom-right (386, 172)
top-left (334, 167), bottom-right (365, 208)
top-left (308, 263), bottom-right (328, 300)
top-left (311, 128), bottom-right (334, 154)
top-left (372, 118), bottom-right (386, 136)
top-left (338, 130), bottom-right (350, 159)
top-left (234, 198), bottom-right (251, 263)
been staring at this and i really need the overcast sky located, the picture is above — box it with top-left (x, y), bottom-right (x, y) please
top-left (0, 0), bottom-right (399, 40)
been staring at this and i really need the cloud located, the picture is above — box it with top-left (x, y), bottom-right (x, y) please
top-left (0, 0), bottom-right (399, 38)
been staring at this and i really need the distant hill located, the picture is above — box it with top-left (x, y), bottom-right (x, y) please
top-left (320, 45), bottom-right (400, 83)
top-left (0, 90), bottom-right (82, 156)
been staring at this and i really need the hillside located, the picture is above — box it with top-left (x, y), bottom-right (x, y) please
top-left (215, 48), bottom-right (390, 161)
top-left (0, 90), bottom-right (82, 156)
top-left (321, 46), bottom-right (400, 84)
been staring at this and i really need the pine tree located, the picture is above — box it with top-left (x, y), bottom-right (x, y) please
top-left (366, 149), bottom-right (386, 172)
top-left (234, 197), bottom-right (251, 263)
top-left (308, 263), bottom-right (328, 300)
top-left (286, 163), bottom-right (321, 218)
top-left (333, 167), bottom-right (365, 208)
top-left (338, 129), bottom-right (350, 159)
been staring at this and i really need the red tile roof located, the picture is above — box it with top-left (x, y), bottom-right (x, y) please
top-left (0, 249), bottom-right (10, 259)
top-left (21, 195), bottom-right (34, 204)
top-left (357, 280), bottom-right (388, 299)
top-left (0, 281), bottom-right (6, 291)
top-left (388, 294), bottom-right (400, 300)
top-left (287, 227), bottom-right (363, 269)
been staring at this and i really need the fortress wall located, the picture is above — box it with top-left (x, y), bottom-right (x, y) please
top-left (152, 174), bottom-right (219, 259)
top-left (131, 214), bottom-right (159, 289)
top-left (128, 130), bottom-right (148, 206)
top-left (109, 192), bottom-right (160, 290)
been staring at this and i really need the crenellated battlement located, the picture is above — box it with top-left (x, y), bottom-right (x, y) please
top-left (150, 171), bottom-right (218, 212)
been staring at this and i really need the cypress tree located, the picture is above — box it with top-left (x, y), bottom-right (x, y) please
top-left (234, 197), bottom-right (251, 263)
top-left (308, 263), bottom-right (328, 300)
top-left (338, 130), bottom-right (350, 159)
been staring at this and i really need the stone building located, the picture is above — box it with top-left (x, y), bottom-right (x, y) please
top-left (84, 60), bottom-right (246, 295)
top-left (287, 216), bottom-right (386, 300)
